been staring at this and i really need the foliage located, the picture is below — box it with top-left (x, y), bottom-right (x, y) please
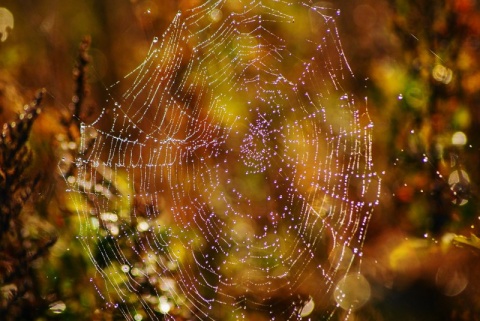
top-left (0, 86), bottom-right (59, 320)
top-left (0, 0), bottom-right (479, 320)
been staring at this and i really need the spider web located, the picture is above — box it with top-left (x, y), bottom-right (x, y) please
top-left (64, 0), bottom-right (380, 319)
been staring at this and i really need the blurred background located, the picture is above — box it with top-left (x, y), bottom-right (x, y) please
top-left (0, 0), bottom-right (479, 320)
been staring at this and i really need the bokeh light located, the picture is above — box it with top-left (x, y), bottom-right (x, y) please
top-left (0, 7), bottom-right (13, 42)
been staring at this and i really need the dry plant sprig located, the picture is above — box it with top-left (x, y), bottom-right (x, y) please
top-left (0, 89), bottom-right (44, 233)
top-left (0, 88), bottom-right (59, 315)
top-left (60, 36), bottom-right (95, 179)
top-left (0, 36), bottom-right (99, 320)
top-left (71, 36), bottom-right (91, 118)
top-left (63, 36), bottom-right (91, 141)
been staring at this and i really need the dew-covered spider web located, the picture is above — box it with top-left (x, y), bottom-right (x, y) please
top-left (63, 0), bottom-right (380, 320)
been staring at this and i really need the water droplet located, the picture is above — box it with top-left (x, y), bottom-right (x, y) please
top-left (432, 64), bottom-right (453, 84)
top-left (299, 297), bottom-right (315, 317)
top-left (210, 8), bottom-right (223, 22)
top-left (448, 169), bottom-right (470, 205)
top-left (436, 266), bottom-right (468, 296)
top-left (49, 301), bottom-right (66, 314)
top-left (158, 296), bottom-right (171, 314)
top-left (452, 131), bottom-right (467, 146)
top-left (334, 273), bottom-right (371, 311)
